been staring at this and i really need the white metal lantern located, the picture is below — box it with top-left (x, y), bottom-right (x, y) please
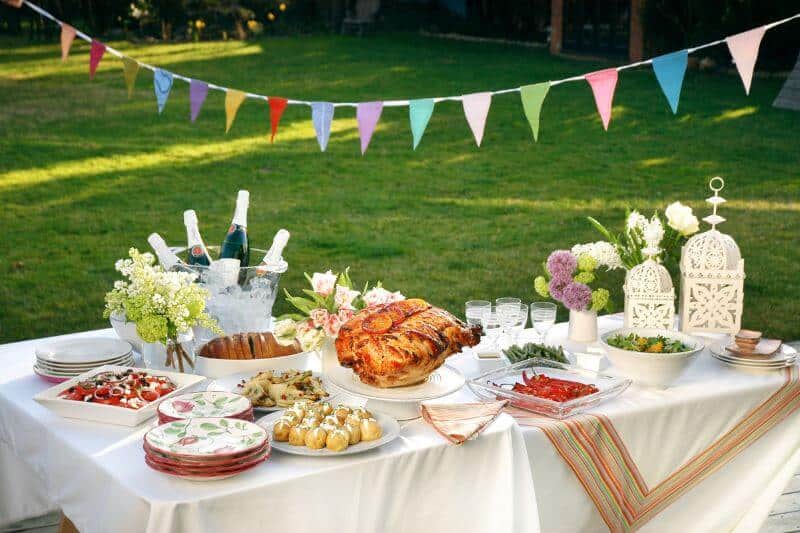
top-left (679, 177), bottom-right (745, 333)
top-left (624, 258), bottom-right (675, 330)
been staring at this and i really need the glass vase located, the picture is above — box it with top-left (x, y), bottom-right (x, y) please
top-left (142, 334), bottom-right (196, 374)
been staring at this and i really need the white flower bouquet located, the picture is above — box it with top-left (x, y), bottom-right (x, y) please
top-left (274, 268), bottom-right (405, 351)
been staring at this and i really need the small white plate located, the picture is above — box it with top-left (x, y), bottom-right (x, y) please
top-left (36, 355), bottom-right (134, 372)
top-left (158, 391), bottom-right (252, 420)
top-left (710, 342), bottom-right (796, 368)
top-left (206, 371), bottom-right (333, 412)
top-left (35, 338), bottom-right (133, 365)
top-left (258, 411), bottom-right (400, 457)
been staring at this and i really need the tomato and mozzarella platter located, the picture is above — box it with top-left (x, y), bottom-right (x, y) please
top-left (58, 369), bottom-right (177, 410)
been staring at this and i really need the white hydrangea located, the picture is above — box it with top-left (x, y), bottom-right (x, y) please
top-left (571, 241), bottom-right (623, 271)
top-left (626, 211), bottom-right (647, 233)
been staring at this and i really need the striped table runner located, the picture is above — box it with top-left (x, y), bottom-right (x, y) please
top-left (509, 366), bottom-right (800, 532)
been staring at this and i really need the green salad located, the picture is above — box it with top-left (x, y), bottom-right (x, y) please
top-left (606, 333), bottom-right (692, 354)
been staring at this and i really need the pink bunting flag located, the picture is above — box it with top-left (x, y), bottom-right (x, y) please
top-left (585, 68), bottom-right (618, 131)
top-left (726, 26), bottom-right (767, 95)
top-left (461, 92), bottom-right (492, 147)
top-left (60, 24), bottom-right (77, 62)
top-left (356, 101), bottom-right (383, 155)
top-left (89, 40), bottom-right (106, 80)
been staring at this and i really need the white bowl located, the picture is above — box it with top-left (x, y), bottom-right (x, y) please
top-left (195, 349), bottom-right (316, 379)
top-left (109, 312), bottom-right (144, 353)
top-left (599, 328), bottom-right (704, 388)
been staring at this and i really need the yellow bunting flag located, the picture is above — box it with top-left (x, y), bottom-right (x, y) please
top-left (122, 57), bottom-right (139, 99)
top-left (225, 89), bottom-right (247, 132)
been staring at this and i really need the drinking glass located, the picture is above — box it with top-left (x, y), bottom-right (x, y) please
top-left (482, 309), bottom-right (502, 349)
top-left (530, 302), bottom-right (557, 344)
top-left (465, 300), bottom-right (492, 329)
top-left (496, 301), bottom-right (521, 348)
top-left (512, 303), bottom-right (528, 338)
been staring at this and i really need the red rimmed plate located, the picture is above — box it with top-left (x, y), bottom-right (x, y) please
top-left (143, 440), bottom-right (269, 467)
top-left (145, 445), bottom-right (269, 473)
top-left (144, 453), bottom-right (268, 481)
top-left (144, 417), bottom-right (268, 459)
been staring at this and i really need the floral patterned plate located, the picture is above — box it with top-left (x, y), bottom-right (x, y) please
top-left (145, 417), bottom-right (268, 458)
top-left (157, 391), bottom-right (252, 420)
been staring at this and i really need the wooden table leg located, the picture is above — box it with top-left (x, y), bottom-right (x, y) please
top-left (58, 512), bottom-right (79, 533)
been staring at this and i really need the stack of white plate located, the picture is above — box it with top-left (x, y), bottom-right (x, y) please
top-left (34, 338), bottom-right (134, 382)
top-left (710, 341), bottom-right (797, 370)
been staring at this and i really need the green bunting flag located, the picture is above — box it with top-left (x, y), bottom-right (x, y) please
top-left (122, 57), bottom-right (139, 99)
top-left (409, 98), bottom-right (435, 150)
top-left (520, 82), bottom-right (550, 142)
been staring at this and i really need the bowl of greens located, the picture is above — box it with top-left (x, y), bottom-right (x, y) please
top-left (599, 328), bottom-right (704, 388)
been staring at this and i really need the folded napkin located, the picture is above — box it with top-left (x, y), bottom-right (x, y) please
top-left (420, 400), bottom-right (509, 445)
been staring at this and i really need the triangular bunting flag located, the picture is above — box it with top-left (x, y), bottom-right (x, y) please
top-left (356, 101), bottom-right (383, 155)
top-left (652, 50), bottom-right (688, 114)
top-left (726, 26), bottom-right (767, 95)
top-left (311, 102), bottom-right (334, 152)
top-left (189, 80), bottom-right (209, 123)
top-left (153, 69), bottom-right (174, 114)
top-left (89, 40), bottom-right (106, 80)
top-left (60, 24), bottom-right (77, 62)
top-left (409, 98), bottom-right (434, 150)
top-left (225, 89), bottom-right (247, 133)
top-left (461, 92), bottom-right (492, 147)
top-left (268, 97), bottom-right (288, 143)
top-left (122, 57), bottom-right (139, 99)
top-left (585, 68), bottom-right (619, 131)
top-left (520, 82), bottom-right (550, 142)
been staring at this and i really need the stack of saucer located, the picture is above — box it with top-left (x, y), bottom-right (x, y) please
top-left (710, 341), bottom-right (797, 370)
top-left (34, 338), bottom-right (134, 383)
top-left (144, 417), bottom-right (270, 481)
top-left (157, 391), bottom-right (255, 424)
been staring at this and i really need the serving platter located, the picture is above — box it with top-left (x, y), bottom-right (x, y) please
top-left (258, 410), bottom-right (401, 457)
top-left (34, 365), bottom-right (206, 426)
top-left (206, 370), bottom-right (334, 413)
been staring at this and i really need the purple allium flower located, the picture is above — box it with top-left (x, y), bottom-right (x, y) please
top-left (546, 250), bottom-right (578, 279)
top-left (548, 275), bottom-right (571, 302)
top-left (562, 282), bottom-right (593, 311)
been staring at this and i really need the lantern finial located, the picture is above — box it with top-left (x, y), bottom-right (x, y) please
top-left (703, 176), bottom-right (726, 230)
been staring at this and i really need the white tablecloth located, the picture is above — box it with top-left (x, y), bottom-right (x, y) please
top-left (0, 330), bottom-right (538, 533)
top-left (2, 318), bottom-right (799, 533)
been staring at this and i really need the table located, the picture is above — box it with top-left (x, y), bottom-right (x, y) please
top-left (2, 317), bottom-right (799, 533)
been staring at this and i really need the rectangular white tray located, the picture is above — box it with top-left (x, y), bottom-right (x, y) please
top-left (34, 365), bottom-right (206, 427)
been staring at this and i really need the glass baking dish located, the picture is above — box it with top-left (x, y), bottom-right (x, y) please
top-left (467, 358), bottom-right (631, 419)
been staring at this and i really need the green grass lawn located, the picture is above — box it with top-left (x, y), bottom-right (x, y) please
top-left (1, 32), bottom-right (799, 343)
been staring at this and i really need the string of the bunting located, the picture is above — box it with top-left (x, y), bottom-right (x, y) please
top-left (14, 0), bottom-right (800, 154)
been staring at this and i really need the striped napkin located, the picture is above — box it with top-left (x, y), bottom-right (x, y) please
top-left (420, 400), bottom-right (509, 445)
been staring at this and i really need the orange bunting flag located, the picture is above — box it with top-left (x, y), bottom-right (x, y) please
top-left (122, 57), bottom-right (139, 98)
top-left (89, 40), bottom-right (105, 80)
top-left (60, 24), bottom-right (77, 61)
top-left (268, 97), bottom-right (288, 142)
top-left (585, 68), bottom-right (618, 131)
top-left (225, 89), bottom-right (247, 133)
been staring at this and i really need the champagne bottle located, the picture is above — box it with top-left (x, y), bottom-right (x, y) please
top-left (183, 210), bottom-right (213, 267)
top-left (256, 229), bottom-right (290, 275)
top-left (147, 233), bottom-right (196, 274)
top-left (219, 190), bottom-right (249, 268)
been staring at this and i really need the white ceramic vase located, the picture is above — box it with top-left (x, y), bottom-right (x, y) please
top-left (109, 311), bottom-right (144, 353)
top-left (568, 309), bottom-right (598, 343)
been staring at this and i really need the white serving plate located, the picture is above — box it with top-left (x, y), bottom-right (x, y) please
top-left (258, 411), bottom-right (400, 457)
top-left (35, 338), bottom-right (133, 364)
top-left (195, 349), bottom-right (316, 379)
top-left (206, 371), bottom-right (333, 412)
top-left (34, 365), bottom-right (207, 426)
top-left (36, 355), bottom-right (134, 372)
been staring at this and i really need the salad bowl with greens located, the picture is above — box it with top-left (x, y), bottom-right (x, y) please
top-left (600, 328), bottom-right (704, 388)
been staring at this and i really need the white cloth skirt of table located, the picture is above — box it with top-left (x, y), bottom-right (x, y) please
top-left (0, 330), bottom-right (538, 533)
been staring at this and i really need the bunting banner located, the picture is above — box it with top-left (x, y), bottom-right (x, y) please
top-left (11, 1), bottom-right (800, 155)
top-left (520, 82), bottom-right (550, 142)
top-left (60, 24), bottom-right (76, 62)
top-left (585, 68), bottom-right (618, 131)
top-left (225, 89), bottom-right (247, 133)
top-left (311, 102), bottom-right (334, 152)
top-left (726, 26), bottom-right (768, 95)
top-left (153, 69), bottom-right (174, 114)
top-left (652, 50), bottom-right (688, 114)
top-left (462, 92), bottom-right (492, 147)
top-left (122, 57), bottom-right (139, 99)
top-left (409, 98), bottom-right (435, 150)
top-left (268, 97), bottom-right (288, 142)
top-left (356, 101), bottom-right (383, 155)
top-left (88, 40), bottom-right (105, 80)
top-left (189, 80), bottom-right (209, 123)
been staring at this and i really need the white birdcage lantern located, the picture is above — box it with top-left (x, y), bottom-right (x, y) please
top-left (679, 177), bottom-right (745, 334)
top-left (624, 217), bottom-right (675, 330)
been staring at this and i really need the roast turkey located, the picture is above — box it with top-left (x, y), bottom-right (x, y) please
top-left (335, 299), bottom-right (481, 388)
